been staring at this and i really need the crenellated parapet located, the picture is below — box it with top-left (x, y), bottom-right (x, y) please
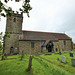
top-left (12, 11), bottom-right (23, 18)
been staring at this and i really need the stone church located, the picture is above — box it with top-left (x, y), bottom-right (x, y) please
top-left (4, 12), bottom-right (73, 55)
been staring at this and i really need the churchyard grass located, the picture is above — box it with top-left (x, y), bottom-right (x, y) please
top-left (40, 51), bottom-right (75, 75)
top-left (0, 50), bottom-right (2, 55)
top-left (0, 53), bottom-right (71, 75)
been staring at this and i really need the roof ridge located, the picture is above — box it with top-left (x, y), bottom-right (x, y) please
top-left (22, 30), bottom-right (65, 34)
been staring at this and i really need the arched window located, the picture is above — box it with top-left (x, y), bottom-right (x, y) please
top-left (10, 46), bottom-right (14, 54)
top-left (56, 48), bottom-right (58, 51)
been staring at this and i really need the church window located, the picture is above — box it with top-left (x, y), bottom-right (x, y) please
top-left (31, 42), bottom-right (34, 48)
top-left (64, 41), bottom-right (66, 45)
top-left (13, 18), bottom-right (16, 22)
top-left (56, 48), bottom-right (58, 51)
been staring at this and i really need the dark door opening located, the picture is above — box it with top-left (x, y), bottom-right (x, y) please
top-left (56, 48), bottom-right (58, 52)
top-left (46, 41), bottom-right (53, 52)
top-left (10, 46), bottom-right (14, 54)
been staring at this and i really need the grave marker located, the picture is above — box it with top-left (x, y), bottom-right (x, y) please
top-left (69, 50), bottom-right (71, 54)
top-left (70, 53), bottom-right (73, 57)
top-left (71, 59), bottom-right (75, 66)
top-left (59, 52), bottom-right (61, 55)
top-left (61, 56), bottom-right (66, 63)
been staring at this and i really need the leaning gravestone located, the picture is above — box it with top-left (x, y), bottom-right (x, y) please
top-left (61, 56), bottom-right (66, 63)
top-left (59, 52), bottom-right (61, 55)
top-left (71, 59), bottom-right (75, 66)
top-left (28, 55), bottom-right (32, 71)
top-left (70, 53), bottom-right (73, 57)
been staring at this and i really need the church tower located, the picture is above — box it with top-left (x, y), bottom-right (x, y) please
top-left (4, 11), bottom-right (23, 54)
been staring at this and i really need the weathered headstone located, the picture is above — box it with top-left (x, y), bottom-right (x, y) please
top-left (70, 53), bottom-right (73, 57)
top-left (69, 50), bottom-right (71, 54)
top-left (59, 52), bottom-right (61, 55)
top-left (57, 57), bottom-right (59, 60)
top-left (71, 59), bottom-right (75, 66)
top-left (61, 56), bottom-right (66, 63)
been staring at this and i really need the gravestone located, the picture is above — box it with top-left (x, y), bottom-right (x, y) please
top-left (57, 58), bottom-right (59, 60)
top-left (61, 56), bottom-right (66, 63)
top-left (71, 59), bottom-right (75, 66)
top-left (70, 53), bottom-right (73, 57)
top-left (59, 52), bottom-right (61, 55)
top-left (28, 55), bottom-right (32, 71)
top-left (69, 50), bottom-right (71, 54)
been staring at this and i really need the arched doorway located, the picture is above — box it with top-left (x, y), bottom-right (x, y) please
top-left (46, 41), bottom-right (54, 52)
top-left (10, 46), bottom-right (14, 54)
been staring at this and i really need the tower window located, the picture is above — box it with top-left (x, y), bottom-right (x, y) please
top-left (31, 42), bottom-right (34, 48)
top-left (13, 18), bottom-right (16, 22)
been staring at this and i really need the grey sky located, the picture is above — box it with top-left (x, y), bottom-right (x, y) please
top-left (0, 0), bottom-right (75, 43)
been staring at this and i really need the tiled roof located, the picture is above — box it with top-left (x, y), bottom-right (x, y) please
top-left (19, 30), bottom-right (71, 41)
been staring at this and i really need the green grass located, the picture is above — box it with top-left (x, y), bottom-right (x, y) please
top-left (32, 56), bottom-right (70, 75)
top-left (0, 54), bottom-right (30, 75)
top-left (40, 51), bottom-right (75, 75)
top-left (0, 54), bottom-right (70, 75)
top-left (0, 50), bottom-right (2, 55)
top-left (0, 51), bottom-right (75, 75)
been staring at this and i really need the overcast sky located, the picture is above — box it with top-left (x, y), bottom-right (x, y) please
top-left (0, 0), bottom-right (75, 43)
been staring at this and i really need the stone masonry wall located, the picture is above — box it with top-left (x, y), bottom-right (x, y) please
top-left (5, 34), bottom-right (20, 54)
top-left (53, 41), bottom-right (59, 51)
top-left (19, 39), bottom-right (72, 54)
top-left (4, 13), bottom-right (23, 54)
top-left (19, 41), bottom-right (44, 54)
top-left (59, 40), bottom-right (72, 51)
top-left (6, 15), bottom-right (23, 34)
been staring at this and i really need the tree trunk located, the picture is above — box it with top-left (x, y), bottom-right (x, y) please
top-left (28, 55), bottom-right (32, 71)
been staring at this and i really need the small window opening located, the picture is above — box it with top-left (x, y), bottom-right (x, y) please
top-left (31, 42), bottom-right (34, 48)
top-left (64, 41), bottom-right (66, 45)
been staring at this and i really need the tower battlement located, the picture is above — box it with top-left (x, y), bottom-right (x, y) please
top-left (12, 11), bottom-right (23, 18)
